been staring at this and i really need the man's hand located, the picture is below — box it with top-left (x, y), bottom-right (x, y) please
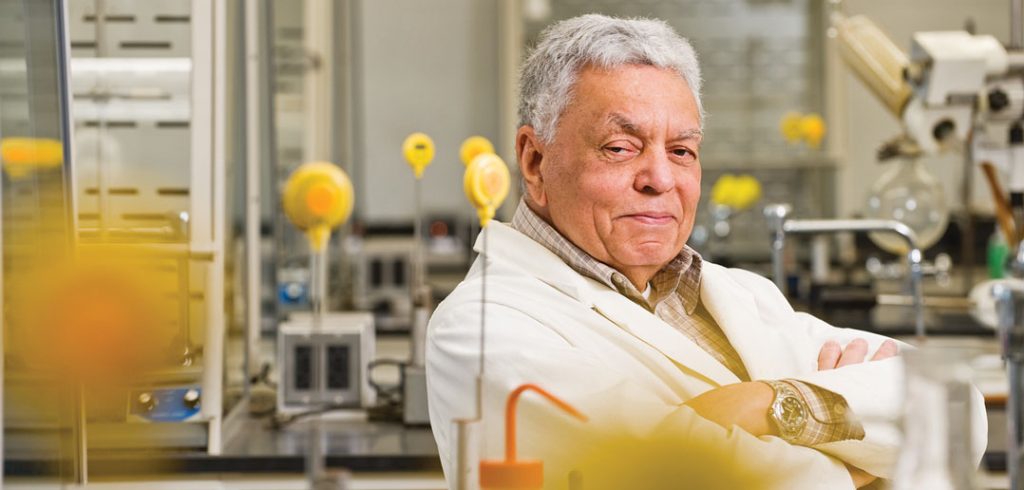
top-left (817, 339), bottom-right (898, 371)
top-left (686, 382), bottom-right (878, 488)
top-left (684, 381), bottom-right (776, 437)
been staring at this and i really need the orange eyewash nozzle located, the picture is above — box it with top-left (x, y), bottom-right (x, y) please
top-left (479, 384), bottom-right (588, 490)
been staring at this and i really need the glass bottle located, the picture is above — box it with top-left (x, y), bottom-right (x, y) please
top-left (891, 345), bottom-right (980, 490)
top-left (864, 157), bottom-right (948, 254)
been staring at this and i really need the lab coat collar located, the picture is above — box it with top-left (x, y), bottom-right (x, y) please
top-left (474, 221), bottom-right (741, 387)
top-left (473, 221), bottom-right (589, 301)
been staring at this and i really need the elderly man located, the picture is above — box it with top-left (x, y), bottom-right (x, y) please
top-left (427, 14), bottom-right (985, 490)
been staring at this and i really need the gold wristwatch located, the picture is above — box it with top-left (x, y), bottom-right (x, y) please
top-left (763, 380), bottom-right (808, 443)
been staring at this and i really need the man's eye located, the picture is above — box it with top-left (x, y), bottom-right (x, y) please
top-left (608, 146), bottom-right (627, 153)
top-left (673, 149), bottom-right (692, 157)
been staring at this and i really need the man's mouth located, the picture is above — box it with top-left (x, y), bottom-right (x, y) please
top-left (622, 213), bottom-right (676, 225)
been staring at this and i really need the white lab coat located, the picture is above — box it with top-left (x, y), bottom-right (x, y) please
top-left (426, 222), bottom-right (987, 490)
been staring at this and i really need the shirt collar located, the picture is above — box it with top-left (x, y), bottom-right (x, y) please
top-left (510, 198), bottom-right (703, 314)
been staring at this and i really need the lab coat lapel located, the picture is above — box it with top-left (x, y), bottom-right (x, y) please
top-left (585, 287), bottom-right (741, 387)
top-left (474, 222), bottom-right (586, 300)
top-left (699, 264), bottom-right (795, 380)
top-left (477, 222), bottom-right (740, 387)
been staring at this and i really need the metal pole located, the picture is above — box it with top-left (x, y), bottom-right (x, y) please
top-left (1011, 361), bottom-right (1024, 490)
top-left (73, 384), bottom-right (88, 484)
top-left (1013, 0), bottom-right (1023, 50)
top-left (995, 284), bottom-right (1024, 490)
top-left (770, 229), bottom-right (786, 294)
top-left (414, 179), bottom-right (424, 291)
top-left (763, 204), bottom-right (791, 294)
top-left (907, 248), bottom-right (925, 340)
top-left (190, 0), bottom-right (227, 455)
top-left (0, 89), bottom-right (5, 490)
top-left (243, 0), bottom-right (263, 395)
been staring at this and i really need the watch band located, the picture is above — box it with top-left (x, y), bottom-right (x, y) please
top-left (763, 380), bottom-right (809, 443)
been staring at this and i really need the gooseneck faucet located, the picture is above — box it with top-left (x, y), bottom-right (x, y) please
top-left (763, 203), bottom-right (925, 340)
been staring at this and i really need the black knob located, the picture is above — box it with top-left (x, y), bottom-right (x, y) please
top-left (137, 392), bottom-right (156, 412)
top-left (933, 119), bottom-right (956, 142)
top-left (989, 88), bottom-right (1011, 113)
top-left (183, 389), bottom-right (201, 410)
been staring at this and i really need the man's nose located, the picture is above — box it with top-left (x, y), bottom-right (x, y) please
top-left (634, 151), bottom-right (674, 194)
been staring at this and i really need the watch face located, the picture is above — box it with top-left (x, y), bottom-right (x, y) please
top-left (775, 395), bottom-right (807, 436)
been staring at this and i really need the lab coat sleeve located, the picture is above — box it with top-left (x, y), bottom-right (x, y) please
top-left (735, 268), bottom-right (988, 478)
top-left (427, 291), bottom-right (859, 490)
top-left (791, 311), bottom-right (988, 478)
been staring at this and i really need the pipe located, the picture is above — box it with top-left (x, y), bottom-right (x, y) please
top-left (765, 204), bottom-right (926, 339)
top-left (764, 204), bottom-right (792, 293)
top-left (1013, 0), bottom-right (1023, 50)
top-left (994, 284), bottom-right (1024, 490)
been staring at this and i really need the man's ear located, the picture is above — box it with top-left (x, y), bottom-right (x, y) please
top-left (516, 125), bottom-right (547, 207)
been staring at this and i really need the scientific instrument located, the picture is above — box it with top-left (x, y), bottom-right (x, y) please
top-left (402, 131), bottom-right (436, 426)
top-left (450, 150), bottom-right (511, 490)
top-left (277, 312), bottom-right (375, 413)
top-left (279, 160), bottom-right (357, 488)
top-left (833, 8), bottom-right (1024, 257)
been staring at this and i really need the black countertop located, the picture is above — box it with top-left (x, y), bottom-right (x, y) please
top-left (5, 417), bottom-right (442, 477)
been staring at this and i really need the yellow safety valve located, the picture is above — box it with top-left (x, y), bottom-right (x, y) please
top-left (780, 112), bottom-right (804, 145)
top-left (459, 135), bottom-right (495, 166)
top-left (403, 132), bottom-right (435, 179)
top-left (732, 174), bottom-right (763, 211)
top-left (282, 161), bottom-right (354, 252)
top-left (464, 153), bottom-right (511, 227)
top-left (779, 112), bottom-right (827, 149)
top-left (710, 173), bottom-right (738, 208)
top-left (305, 182), bottom-right (338, 217)
top-left (800, 113), bottom-right (826, 149)
top-left (0, 137), bottom-right (64, 179)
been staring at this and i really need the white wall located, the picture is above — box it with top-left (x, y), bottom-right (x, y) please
top-left (357, 0), bottom-right (500, 222)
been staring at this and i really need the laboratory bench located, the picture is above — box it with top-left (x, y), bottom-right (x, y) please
top-left (3, 416), bottom-right (442, 479)
top-left (1, 334), bottom-right (1013, 487)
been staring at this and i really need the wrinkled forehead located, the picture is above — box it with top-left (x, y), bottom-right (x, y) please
top-left (564, 65), bottom-right (702, 137)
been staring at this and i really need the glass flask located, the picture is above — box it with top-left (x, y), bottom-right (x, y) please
top-left (892, 344), bottom-right (980, 490)
top-left (864, 158), bottom-right (948, 254)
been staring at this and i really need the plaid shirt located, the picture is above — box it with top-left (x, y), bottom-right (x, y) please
top-left (511, 200), bottom-right (863, 446)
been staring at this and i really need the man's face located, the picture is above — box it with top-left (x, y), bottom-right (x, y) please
top-left (523, 64), bottom-right (702, 276)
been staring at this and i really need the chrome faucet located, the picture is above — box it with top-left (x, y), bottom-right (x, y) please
top-left (763, 203), bottom-right (926, 340)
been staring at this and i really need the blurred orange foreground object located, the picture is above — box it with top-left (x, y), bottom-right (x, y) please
top-left (0, 137), bottom-right (63, 178)
top-left (479, 384), bottom-right (588, 490)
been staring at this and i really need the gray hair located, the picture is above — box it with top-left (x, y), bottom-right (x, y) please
top-left (518, 14), bottom-right (704, 143)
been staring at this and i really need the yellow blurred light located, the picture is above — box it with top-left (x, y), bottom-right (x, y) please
top-left (779, 112), bottom-right (804, 145)
top-left (403, 132), bottom-right (436, 179)
top-left (778, 112), bottom-right (827, 149)
top-left (800, 114), bottom-right (827, 149)
top-left (282, 161), bottom-right (354, 251)
top-left (0, 137), bottom-right (64, 179)
top-left (464, 153), bottom-right (510, 227)
top-left (710, 173), bottom-right (738, 207)
top-left (13, 251), bottom-right (174, 386)
top-left (459, 135), bottom-right (495, 167)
